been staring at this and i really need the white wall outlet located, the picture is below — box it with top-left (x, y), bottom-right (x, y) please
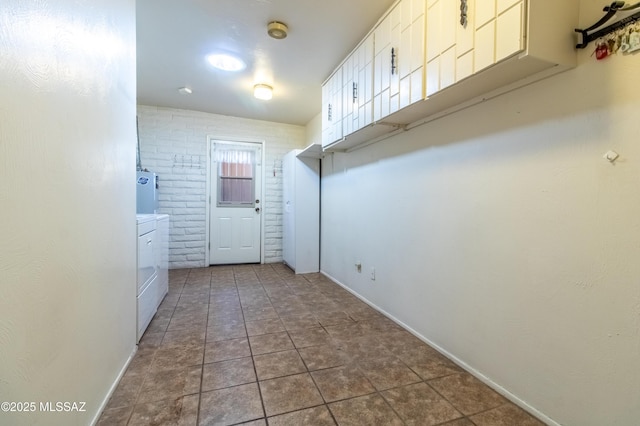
top-left (370, 267), bottom-right (375, 281)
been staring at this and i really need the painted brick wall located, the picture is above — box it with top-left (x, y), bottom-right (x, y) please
top-left (137, 105), bottom-right (306, 268)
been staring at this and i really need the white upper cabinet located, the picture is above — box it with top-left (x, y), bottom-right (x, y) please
top-left (373, 5), bottom-right (395, 122)
top-left (474, 0), bottom-right (525, 72)
top-left (401, 0), bottom-right (425, 109)
top-left (342, 54), bottom-right (355, 138)
top-left (373, 0), bottom-right (424, 121)
top-left (322, 0), bottom-right (578, 151)
top-left (357, 34), bottom-right (375, 131)
top-left (323, 33), bottom-right (374, 149)
top-left (406, 0), bottom-right (578, 124)
top-left (321, 69), bottom-right (343, 147)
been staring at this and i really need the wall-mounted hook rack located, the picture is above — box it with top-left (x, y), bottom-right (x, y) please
top-left (575, 1), bottom-right (640, 49)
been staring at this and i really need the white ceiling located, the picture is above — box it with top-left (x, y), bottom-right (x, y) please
top-left (136, 0), bottom-right (396, 126)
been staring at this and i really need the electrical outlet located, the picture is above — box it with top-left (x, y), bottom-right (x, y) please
top-left (370, 267), bottom-right (375, 281)
top-left (355, 262), bottom-right (362, 273)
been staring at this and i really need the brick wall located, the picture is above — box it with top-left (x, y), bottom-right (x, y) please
top-left (137, 106), bottom-right (306, 268)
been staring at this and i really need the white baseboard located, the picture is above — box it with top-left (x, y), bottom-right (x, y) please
top-left (320, 269), bottom-right (560, 426)
top-left (90, 346), bottom-right (138, 426)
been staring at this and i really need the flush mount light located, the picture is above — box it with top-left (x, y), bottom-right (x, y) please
top-left (178, 87), bottom-right (192, 94)
top-left (253, 84), bottom-right (273, 100)
top-left (267, 21), bottom-right (288, 39)
top-left (206, 53), bottom-right (246, 72)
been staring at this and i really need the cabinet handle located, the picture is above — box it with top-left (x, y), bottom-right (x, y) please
top-left (460, 0), bottom-right (468, 27)
top-left (328, 103), bottom-right (332, 121)
top-left (352, 82), bottom-right (358, 103)
top-left (391, 47), bottom-right (397, 75)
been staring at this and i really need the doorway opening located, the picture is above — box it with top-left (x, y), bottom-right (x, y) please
top-left (207, 139), bottom-right (264, 265)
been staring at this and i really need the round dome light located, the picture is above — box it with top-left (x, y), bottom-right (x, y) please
top-left (267, 21), bottom-right (288, 39)
top-left (254, 84), bottom-right (273, 100)
top-left (206, 53), bottom-right (246, 72)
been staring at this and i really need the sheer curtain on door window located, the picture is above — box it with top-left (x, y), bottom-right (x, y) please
top-left (215, 148), bottom-right (256, 206)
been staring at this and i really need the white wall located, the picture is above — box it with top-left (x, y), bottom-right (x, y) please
top-left (0, 1), bottom-right (137, 425)
top-left (319, 2), bottom-right (640, 425)
top-left (305, 113), bottom-right (322, 147)
top-left (137, 106), bottom-right (306, 268)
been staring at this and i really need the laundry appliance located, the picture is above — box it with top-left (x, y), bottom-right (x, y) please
top-left (136, 170), bottom-right (158, 214)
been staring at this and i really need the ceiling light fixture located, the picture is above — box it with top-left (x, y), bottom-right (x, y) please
top-left (206, 53), bottom-right (246, 72)
top-left (253, 84), bottom-right (273, 100)
top-left (178, 87), bottom-right (192, 94)
top-left (267, 21), bottom-right (288, 39)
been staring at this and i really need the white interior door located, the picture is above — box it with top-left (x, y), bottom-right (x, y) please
top-left (209, 141), bottom-right (262, 265)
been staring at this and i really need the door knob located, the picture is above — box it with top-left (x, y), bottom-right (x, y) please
top-left (255, 207), bottom-right (260, 213)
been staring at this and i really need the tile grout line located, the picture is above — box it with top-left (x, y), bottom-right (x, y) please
top-left (241, 265), bottom-right (269, 424)
top-left (193, 267), bottom-right (214, 426)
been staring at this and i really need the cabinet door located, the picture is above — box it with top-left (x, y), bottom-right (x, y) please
top-left (321, 81), bottom-right (331, 146)
top-left (457, 0), bottom-right (475, 56)
top-left (496, 1), bottom-right (524, 61)
top-left (331, 71), bottom-right (343, 141)
top-left (440, 0), bottom-right (457, 52)
top-left (399, 26), bottom-right (411, 107)
top-left (456, 50), bottom-right (474, 81)
top-left (342, 56), bottom-right (354, 137)
top-left (425, 0), bottom-right (440, 96)
top-left (426, 57), bottom-right (439, 96)
top-left (475, 0), bottom-right (496, 28)
top-left (440, 47), bottom-right (456, 90)
top-left (374, 12), bottom-right (392, 87)
top-left (412, 0), bottom-right (426, 20)
top-left (390, 15), bottom-right (402, 113)
top-left (426, 0), bottom-right (440, 62)
top-left (349, 53), bottom-right (360, 134)
top-left (409, 14), bottom-right (425, 103)
top-left (410, 66), bottom-right (424, 103)
top-left (321, 71), bottom-right (342, 147)
top-left (358, 34), bottom-right (374, 128)
top-left (401, 0), bottom-right (412, 31)
top-left (474, 20), bottom-right (495, 72)
top-left (410, 12), bottom-right (425, 73)
top-left (374, 11), bottom-right (393, 121)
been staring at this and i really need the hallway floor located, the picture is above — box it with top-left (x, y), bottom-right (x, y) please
top-left (98, 264), bottom-right (544, 425)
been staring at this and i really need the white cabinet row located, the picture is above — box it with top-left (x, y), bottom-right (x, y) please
top-left (426, 0), bottom-right (524, 96)
top-left (322, 34), bottom-right (375, 147)
top-left (322, 0), bottom-right (578, 151)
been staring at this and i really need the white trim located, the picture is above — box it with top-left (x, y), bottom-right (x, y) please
top-left (319, 269), bottom-right (561, 426)
top-left (90, 347), bottom-right (137, 425)
top-left (206, 136), bottom-right (266, 265)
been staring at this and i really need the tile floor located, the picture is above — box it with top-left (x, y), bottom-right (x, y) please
top-left (98, 264), bottom-right (545, 426)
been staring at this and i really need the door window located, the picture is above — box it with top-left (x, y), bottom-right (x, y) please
top-left (216, 149), bottom-right (255, 207)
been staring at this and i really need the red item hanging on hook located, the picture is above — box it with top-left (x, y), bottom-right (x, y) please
top-left (595, 42), bottom-right (609, 60)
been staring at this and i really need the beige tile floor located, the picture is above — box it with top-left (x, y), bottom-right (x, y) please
top-left (98, 264), bottom-right (545, 426)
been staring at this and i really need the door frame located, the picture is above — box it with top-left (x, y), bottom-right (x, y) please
top-left (206, 136), bottom-right (266, 266)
